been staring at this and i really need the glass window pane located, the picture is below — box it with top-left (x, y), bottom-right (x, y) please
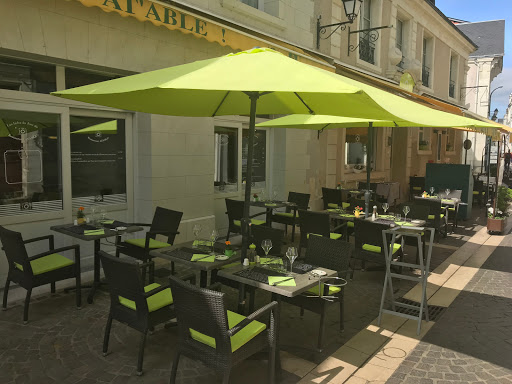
top-left (214, 127), bottom-right (238, 193)
top-left (396, 19), bottom-right (403, 50)
top-left (419, 127), bottom-right (431, 150)
top-left (345, 127), bottom-right (376, 169)
top-left (446, 130), bottom-right (455, 152)
top-left (0, 109), bottom-right (62, 215)
top-left (240, 0), bottom-right (259, 9)
top-left (70, 116), bottom-right (126, 207)
top-left (242, 129), bottom-right (266, 189)
top-left (0, 57), bottom-right (56, 94)
top-left (66, 68), bottom-right (118, 89)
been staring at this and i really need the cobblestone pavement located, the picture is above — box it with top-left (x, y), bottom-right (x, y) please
top-left (387, 233), bottom-right (512, 384)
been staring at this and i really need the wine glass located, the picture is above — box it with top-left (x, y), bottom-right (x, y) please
top-left (209, 229), bottom-right (219, 255)
top-left (262, 239), bottom-right (272, 258)
top-left (272, 190), bottom-right (278, 202)
top-left (285, 247), bottom-right (298, 274)
top-left (260, 190), bottom-right (267, 202)
top-left (192, 224), bottom-right (202, 247)
top-left (429, 187), bottom-right (435, 196)
top-left (445, 188), bottom-right (451, 198)
top-left (395, 213), bottom-right (401, 222)
top-left (403, 205), bottom-right (410, 222)
top-left (382, 203), bottom-right (389, 215)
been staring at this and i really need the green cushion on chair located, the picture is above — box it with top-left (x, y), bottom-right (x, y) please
top-left (342, 202), bottom-right (350, 209)
top-left (275, 212), bottom-right (298, 218)
top-left (412, 186), bottom-right (422, 191)
top-left (362, 243), bottom-right (401, 254)
top-left (448, 207), bottom-right (456, 212)
top-left (125, 238), bottom-right (170, 249)
top-left (233, 219), bottom-right (266, 226)
top-left (307, 284), bottom-right (341, 296)
top-left (428, 214), bottom-right (445, 220)
top-left (190, 310), bottom-right (266, 352)
top-left (15, 253), bottom-right (74, 275)
top-left (118, 283), bottom-right (173, 312)
top-left (347, 222), bottom-right (354, 228)
top-left (327, 203), bottom-right (339, 209)
top-left (307, 233), bottom-right (342, 240)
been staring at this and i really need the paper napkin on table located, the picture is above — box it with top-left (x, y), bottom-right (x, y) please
top-left (268, 276), bottom-right (296, 286)
top-left (193, 240), bottom-right (213, 246)
top-left (84, 229), bottom-right (105, 235)
top-left (191, 254), bottom-right (215, 262)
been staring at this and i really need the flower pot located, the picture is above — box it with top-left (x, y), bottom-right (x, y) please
top-left (487, 217), bottom-right (506, 234)
top-left (77, 217), bottom-right (86, 225)
top-left (225, 249), bottom-right (234, 257)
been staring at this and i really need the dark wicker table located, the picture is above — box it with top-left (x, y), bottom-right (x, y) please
top-left (51, 223), bottom-right (142, 304)
top-left (250, 200), bottom-right (298, 229)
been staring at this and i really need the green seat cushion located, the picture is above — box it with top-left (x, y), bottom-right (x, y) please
top-left (327, 203), bottom-right (339, 209)
top-left (307, 283), bottom-right (341, 296)
top-left (412, 186), bottom-right (423, 191)
top-left (15, 253), bottom-right (74, 275)
top-left (125, 238), bottom-right (170, 249)
top-left (342, 202), bottom-right (350, 209)
top-left (447, 207), bottom-right (456, 212)
top-left (274, 212), bottom-right (298, 218)
top-left (362, 243), bottom-right (401, 254)
top-left (118, 283), bottom-right (173, 312)
top-left (233, 219), bottom-right (266, 227)
top-left (347, 222), bottom-right (354, 228)
top-left (189, 310), bottom-right (266, 352)
top-left (307, 233), bottom-right (342, 240)
top-left (427, 214), bottom-right (445, 220)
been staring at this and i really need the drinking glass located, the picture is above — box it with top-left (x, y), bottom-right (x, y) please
top-left (260, 190), bottom-right (267, 202)
top-left (395, 213), bottom-right (401, 222)
top-left (285, 247), bottom-right (298, 274)
top-left (89, 206), bottom-right (97, 225)
top-left (262, 239), bottom-right (272, 257)
top-left (209, 229), bottom-right (219, 255)
top-left (445, 188), bottom-right (451, 198)
top-left (193, 224), bottom-right (202, 247)
top-left (403, 205), bottom-right (410, 222)
top-left (429, 187), bottom-right (435, 196)
top-left (382, 203), bottom-right (389, 214)
top-left (272, 190), bottom-right (278, 202)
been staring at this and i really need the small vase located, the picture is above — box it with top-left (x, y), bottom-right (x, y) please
top-left (225, 249), bottom-right (234, 257)
top-left (77, 217), bottom-right (86, 225)
top-left (354, 211), bottom-right (360, 218)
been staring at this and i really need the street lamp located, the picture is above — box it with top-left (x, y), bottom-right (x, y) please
top-left (488, 86), bottom-right (503, 119)
top-left (316, 0), bottom-right (362, 49)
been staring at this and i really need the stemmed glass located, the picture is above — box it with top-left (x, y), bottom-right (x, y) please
top-left (260, 190), bottom-right (267, 202)
top-left (403, 205), bottom-right (410, 222)
top-left (209, 229), bottom-right (219, 255)
top-left (272, 190), bottom-right (278, 202)
top-left (193, 224), bottom-right (202, 247)
top-left (430, 187), bottom-right (435, 196)
top-left (285, 247), bottom-right (298, 274)
top-left (262, 239), bottom-right (272, 257)
top-left (382, 203), bottom-right (389, 215)
top-left (445, 188), bottom-right (451, 198)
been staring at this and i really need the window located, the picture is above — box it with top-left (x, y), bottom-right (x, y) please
top-left (242, 129), bottom-right (266, 189)
top-left (66, 68), bottom-right (118, 89)
top-left (359, 0), bottom-right (375, 65)
top-left (70, 116), bottom-right (127, 207)
top-left (445, 130), bottom-right (455, 153)
top-left (422, 37), bottom-right (433, 88)
top-left (418, 127), bottom-right (431, 151)
top-left (238, 0), bottom-right (278, 16)
top-left (240, 0), bottom-right (262, 10)
top-left (0, 57), bottom-right (56, 94)
top-left (345, 127), bottom-right (376, 170)
top-left (396, 19), bottom-right (403, 51)
top-left (214, 126), bottom-right (238, 193)
top-left (449, 54), bottom-right (458, 99)
top-left (0, 109), bottom-right (62, 216)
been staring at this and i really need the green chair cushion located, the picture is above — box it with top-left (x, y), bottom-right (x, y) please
top-left (362, 243), bottom-right (401, 254)
top-left (327, 203), bottom-right (339, 209)
top-left (342, 202), bottom-right (350, 209)
top-left (233, 219), bottom-right (266, 227)
top-left (125, 238), bottom-right (170, 249)
top-left (189, 310), bottom-right (266, 352)
top-left (412, 186), bottom-right (423, 191)
top-left (306, 283), bottom-right (341, 296)
top-left (307, 233), bottom-right (342, 240)
top-left (447, 207), bottom-right (456, 212)
top-left (15, 253), bottom-right (74, 276)
top-left (347, 222), bottom-right (354, 228)
top-left (274, 212), bottom-right (298, 218)
top-left (118, 283), bottom-right (173, 312)
top-left (428, 214), bottom-right (445, 220)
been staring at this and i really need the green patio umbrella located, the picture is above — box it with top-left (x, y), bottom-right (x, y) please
top-left (71, 120), bottom-right (118, 135)
top-left (0, 119), bottom-right (40, 138)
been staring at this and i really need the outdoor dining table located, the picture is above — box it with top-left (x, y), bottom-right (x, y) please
top-left (150, 240), bottom-right (240, 287)
top-left (51, 222), bottom-right (143, 304)
top-left (250, 200), bottom-right (298, 224)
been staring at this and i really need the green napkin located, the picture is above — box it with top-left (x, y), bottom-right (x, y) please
top-left (441, 199), bottom-right (453, 204)
top-left (339, 214), bottom-right (355, 218)
top-left (84, 229), bottom-right (105, 235)
top-left (265, 203), bottom-right (277, 207)
top-left (380, 215), bottom-right (395, 219)
top-left (260, 257), bottom-right (283, 265)
top-left (193, 240), bottom-right (213, 246)
top-left (395, 222), bottom-right (414, 227)
top-left (268, 276), bottom-right (296, 286)
top-left (100, 220), bottom-right (114, 224)
top-left (191, 254), bottom-right (215, 262)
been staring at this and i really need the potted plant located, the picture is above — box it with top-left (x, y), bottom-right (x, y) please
top-left (353, 206), bottom-right (363, 218)
top-left (224, 241), bottom-right (234, 257)
top-left (76, 206), bottom-right (86, 225)
top-left (487, 186), bottom-right (511, 234)
top-left (253, 193), bottom-right (259, 202)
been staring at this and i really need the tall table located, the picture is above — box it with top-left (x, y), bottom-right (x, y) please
top-left (251, 200), bottom-right (298, 239)
top-left (51, 223), bottom-right (142, 304)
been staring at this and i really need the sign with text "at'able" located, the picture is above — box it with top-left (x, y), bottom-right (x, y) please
top-left (77, 0), bottom-right (331, 70)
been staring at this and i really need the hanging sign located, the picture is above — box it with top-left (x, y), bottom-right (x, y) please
top-left (399, 73), bottom-right (415, 93)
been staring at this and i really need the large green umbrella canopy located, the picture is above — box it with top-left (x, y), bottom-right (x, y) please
top-left (71, 120), bottom-right (118, 135)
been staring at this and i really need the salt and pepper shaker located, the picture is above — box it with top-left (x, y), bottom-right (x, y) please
top-left (372, 205), bottom-right (377, 221)
top-left (243, 258), bottom-right (250, 267)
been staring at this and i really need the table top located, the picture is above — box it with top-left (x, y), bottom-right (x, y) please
top-left (416, 195), bottom-right (459, 207)
top-left (217, 263), bottom-right (337, 298)
top-left (324, 210), bottom-right (426, 227)
top-left (51, 223), bottom-right (143, 241)
top-left (250, 200), bottom-right (297, 209)
top-left (150, 240), bottom-right (240, 272)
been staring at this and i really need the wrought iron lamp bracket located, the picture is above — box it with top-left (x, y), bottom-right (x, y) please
top-left (347, 25), bottom-right (392, 56)
top-left (316, 15), bottom-right (354, 49)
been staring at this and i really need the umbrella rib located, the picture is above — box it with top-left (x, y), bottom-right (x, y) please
top-left (212, 91), bottom-right (230, 117)
top-left (294, 92), bottom-right (315, 115)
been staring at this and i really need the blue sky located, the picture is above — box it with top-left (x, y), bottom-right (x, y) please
top-left (436, 0), bottom-right (511, 119)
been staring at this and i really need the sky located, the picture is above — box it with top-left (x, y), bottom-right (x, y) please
top-left (436, 0), bottom-right (511, 120)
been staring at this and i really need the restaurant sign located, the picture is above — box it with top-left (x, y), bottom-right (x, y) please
top-left (399, 73), bottom-right (415, 93)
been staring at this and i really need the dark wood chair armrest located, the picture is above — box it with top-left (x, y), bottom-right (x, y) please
top-left (23, 234), bottom-right (54, 250)
top-left (227, 301), bottom-right (279, 337)
top-left (29, 244), bottom-right (80, 262)
top-left (143, 284), bottom-right (171, 298)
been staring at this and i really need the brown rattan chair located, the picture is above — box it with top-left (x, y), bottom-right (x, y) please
top-left (298, 210), bottom-right (347, 256)
top-left (473, 179), bottom-right (486, 206)
top-left (99, 251), bottom-right (177, 376)
top-left (413, 197), bottom-right (448, 241)
top-left (409, 176), bottom-right (425, 200)
top-left (282, 235), bottom-right (352, 351)
top-left (225, 198), bottom-right (266, 241)
top-left (321, 187), bottom-right (343, 210)
top-left (270, 191), bottom-right (310, 241)
top-left (168, 275), bottom-right (279, 384)
top-left (115, 206), bottom-right (182, 284)
top-left (0, 225), bottom-right (81, 324)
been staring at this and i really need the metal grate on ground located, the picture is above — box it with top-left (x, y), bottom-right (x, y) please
top-left (394, 298), bottom-right (447, 321)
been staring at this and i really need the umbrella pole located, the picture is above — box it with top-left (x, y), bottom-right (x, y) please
top-left (240, 92), bottom-right (260, 263)
top-left (365, 122), bottom-right (373, 218)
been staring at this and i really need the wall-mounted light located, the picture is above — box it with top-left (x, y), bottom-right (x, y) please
top-left (316, 0), bottom-right (362, 49)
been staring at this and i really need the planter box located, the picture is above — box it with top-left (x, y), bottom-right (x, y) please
top-left (487, 217), bottom-right (506, 234)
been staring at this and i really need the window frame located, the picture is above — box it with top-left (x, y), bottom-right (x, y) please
top-left (418, 127), bottom-right (432, 154)
top-left (421, 31), bottom-right (434, 90)
top-left (240, 0), bottom-right (264, 11)
top-left (445, 129), bottom-right (456, 154)
top-left (448, 52), bottom-right (458, 100)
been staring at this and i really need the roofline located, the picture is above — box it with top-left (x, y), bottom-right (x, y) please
top-left (424, 1), bottom-right (478, 49)
top-left (468, 54), bottom-right (505, 59)
top-left (457, 19), bottom-right (506, 25)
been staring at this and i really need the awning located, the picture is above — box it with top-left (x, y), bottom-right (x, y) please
top-left (76, 0), bottom-right (334, 71)
top-left (463, 110), bottom-right (512, 140)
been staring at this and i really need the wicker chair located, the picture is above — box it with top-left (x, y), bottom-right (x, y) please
top-left (409, 176), bottom-right (425, 200)
top-left (298, 210), bottom-right (347, 256)
top-left (225, 199), bottom-right (266, 241)
top-left (473, 179), bottom-right (486, 206)
top-left (270, 191), bottom-right (310, 241)
top-left (0, 226), bottom-right (81, 324)
top-left (282, 236), bottom-right (352, 351)
top-left (445, 189), bottom-right (462, 231)
top-left (353, 219), bottom-right (403, 274)
top-left (251, 226), bottom-right (284, 257)
top-left (414, 197), bottom-right (448, 241)
top-left (115, 207), bottom-right (182, 284)
top-left (99, 251), bottom-right (177, 376)
top-left (168, 275), bottom-right (279, 384)
top-left (321, 187), bottom-right (344, 210)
